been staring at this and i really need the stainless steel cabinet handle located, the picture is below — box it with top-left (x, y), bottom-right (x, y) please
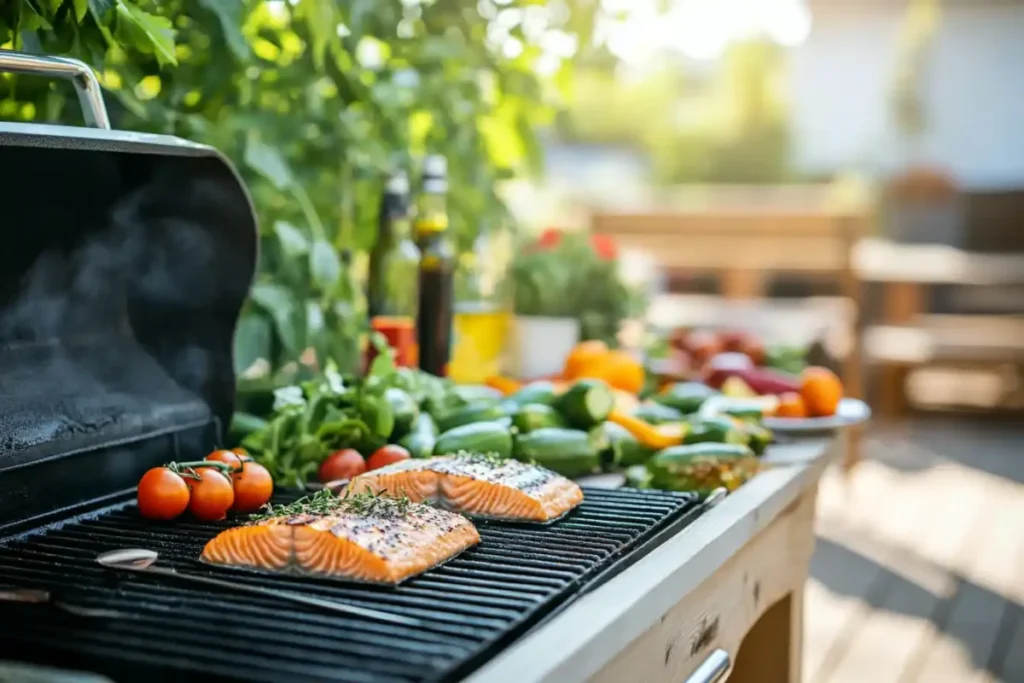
top-left (684, 649), bottom-right (731, 683)
top-left (0, 50), bottom-right (111, 129)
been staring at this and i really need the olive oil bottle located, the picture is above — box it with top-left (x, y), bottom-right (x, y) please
top-left (367, 170), bottom-right (418, 320)
top-left (414, 155), bottom-right (455, 376)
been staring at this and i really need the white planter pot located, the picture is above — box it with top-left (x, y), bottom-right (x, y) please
top-left (507, 316), bottom-right (580, 380)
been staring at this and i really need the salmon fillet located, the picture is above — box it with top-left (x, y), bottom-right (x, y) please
top-left (347, 455), bottom-right (584, 523)
top-left (200, 496), bottom-right (479, 585)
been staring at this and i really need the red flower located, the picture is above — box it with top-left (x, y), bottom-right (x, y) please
top-left (534, 227), bottom-right (563, 250)
top-left (589, 234), bottom-right (618, 261)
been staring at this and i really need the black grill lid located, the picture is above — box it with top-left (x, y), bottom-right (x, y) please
top-left (0, 52), bottom-right (258, 523)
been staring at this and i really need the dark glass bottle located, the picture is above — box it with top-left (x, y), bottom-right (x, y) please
top-left (415, 155), bottom-right (455, 377)
top-left (367, 171), bottom-right (419, 319)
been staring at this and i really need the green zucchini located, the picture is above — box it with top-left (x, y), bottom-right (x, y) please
top-left (433, 421), bottom-right (513, 459)
top-left (505, 381), bottom-right (560, 407)
top-left (512, 403), bottom-right (567, 433)
top-left (625, 464), bottom-right (653, 489)
top-left (652, 382), bottom-right (719, 414)
top-left (598, 421), bottom-right (655, 467)
top-left (436, 401), bottom-right (506, 433)
top-left (452, 384), bottom-right (504, 404)
top-left (512, 427), bottom-right (601, 479)
top-left (397, 412), bottom-right (439, 458)
top-left (684, 416), bottom-right (750, 446)
top-left (556, 379), bottom-right (615, 429)
top-left (631, 402), bottom-right (686, 425)
top-left (382, 387), bottom-right (419, 437)
top-left (742, 422), bottom-right (773, 455)
top-left (649, 442), bottom-right (758, 493)
top-left (698, 396), bottom-right (767, 422)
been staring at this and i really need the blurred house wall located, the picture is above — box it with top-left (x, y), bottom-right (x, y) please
top-left (789, 0), bottom-right (1024, 191)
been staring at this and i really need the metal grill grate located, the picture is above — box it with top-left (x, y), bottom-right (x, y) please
top-left (0, 486), bottom-right (701, 683)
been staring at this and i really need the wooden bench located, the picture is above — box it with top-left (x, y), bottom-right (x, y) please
top-left (855, 239), bottom-right (1024, 416)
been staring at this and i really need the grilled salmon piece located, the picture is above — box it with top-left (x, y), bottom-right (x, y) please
top-left (348, 455), bottom-right (584, 523)
top-left (201, 499), bottom-right (479, 585)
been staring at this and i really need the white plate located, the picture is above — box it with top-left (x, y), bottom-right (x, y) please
top-left (763, 397), bottom-right (871, 433)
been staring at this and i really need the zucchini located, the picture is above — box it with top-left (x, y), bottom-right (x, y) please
top-left (512, 404), bottom-right (567, 433)
top-left (649, 442), bottom-right (758, 493)
top-left (652, 382), bottom-right (719, 414)
top-left (436, 401), bottom-right (506, 433)
top-left (698, 396), bottom-right (768, 422)
top-left (556, 379), bottom-right (615, 429)
top-left (684, 416), bottom-right (750, 446)
top-left (513, 427), bottom-right (601, 479)
top-left (631, 402), bottom-right (686, 425)
top-left (433, 421), bottom-right (513, 459)
top-left (742, 422), bottom-right (773, 455)
top-left (383, 387), bottom-right (419, 437)
top-left (452, 384), bottom-right (504, 404)
top-left (599, 421), bottom-right (655, 467)
top-left (505, 381), bottom-right (560, 407)
top-left (625, 464), bottom-right (653, 489)
top-left (397, 412), bottom-right (439, 458)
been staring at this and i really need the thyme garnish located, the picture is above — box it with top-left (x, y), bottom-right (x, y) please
top-left (248, 488), bottom-right (413, 522)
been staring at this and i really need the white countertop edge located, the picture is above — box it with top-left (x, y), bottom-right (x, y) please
top-left (463, 438), bottom-right (836, 683)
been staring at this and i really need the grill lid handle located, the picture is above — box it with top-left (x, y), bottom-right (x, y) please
top-left (0, 50), bottom-right (110, 129)
top-left (684, 648), bottom-right (731, 683)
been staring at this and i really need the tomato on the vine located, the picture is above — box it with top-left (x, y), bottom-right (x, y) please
top-left (186, 467), bottom-right (235, 521)
top-left (137, 467), bottom-right (190, 520)
top-left (318, 449), bottom-right (366, 482)
top-left (366, 445), bottom-right (410, 471)
top-left (231, 461), bottom-right (274, 513)
top-left (206, 450), bottom-right (244, 468)
top-left (230, 447), bottom-right (253, 461)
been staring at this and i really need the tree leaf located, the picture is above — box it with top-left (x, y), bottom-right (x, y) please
top-left (250, 283), bottom-right (303, 355)
top-left (72, 0), bottom-right (89, 22)
top-left (244, 137), bottom-right (294, 190)
top-left (233, 312), bottom-right (273, 376)
top-left (274, 221), bottom-right (309, 257)
top-left (87, 0), bottom-right (115, 20)
top-left (309, 240), bottom-right (341, 290)
top-left (114, 2), bottom-right (177, 67)
top-left (198, 0), bottom-right (251, 61)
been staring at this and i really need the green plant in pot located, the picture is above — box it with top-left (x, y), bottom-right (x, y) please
top-left (502, 229), bottom-right (644, 378)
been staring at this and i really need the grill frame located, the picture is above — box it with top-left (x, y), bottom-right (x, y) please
top-left (0, 485), bottom-right (706, 683)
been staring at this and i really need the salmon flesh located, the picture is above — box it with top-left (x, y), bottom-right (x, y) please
top-left (201, 501), bottom-right (480, 585)
top-left (347, 455), bottom-right (584, 523)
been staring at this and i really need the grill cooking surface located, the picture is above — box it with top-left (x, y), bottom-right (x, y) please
top-left (0, 486), bottom-right (700, 683)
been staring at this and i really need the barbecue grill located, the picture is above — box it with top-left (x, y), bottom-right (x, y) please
top-left (0, 51), bottom-right (712, 683)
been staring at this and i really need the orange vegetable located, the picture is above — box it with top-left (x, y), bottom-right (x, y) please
top-left (569, 349), bottom-right (646, 395)
top-left (800, 367), bottom-right (843, 416)
top-left (607, 410), bottom-right (685, 450)
top-left (485, 375), bottom-right (522, 396)
top-left (563, 340), bottom-right (609, 379)
top-left (775, 392), bottom-right (808, 418)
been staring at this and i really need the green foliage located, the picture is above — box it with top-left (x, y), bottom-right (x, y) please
top-left (2, 0), bottom-right (575, 377)
top-left (503, 231), bottom-right (644, 346)
top-left (556, 40), bottom-right (794, 185)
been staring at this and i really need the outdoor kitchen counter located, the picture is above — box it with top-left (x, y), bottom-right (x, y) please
top-left (464, 434), bottom-right (842, 683)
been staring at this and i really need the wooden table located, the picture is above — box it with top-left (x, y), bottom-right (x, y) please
top-left (464, 436), bottom-right (842, 683)
top-left (854, 239), bottom-right (1024, 416)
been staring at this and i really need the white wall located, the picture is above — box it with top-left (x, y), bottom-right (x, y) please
top-left (788, 2), bottom-right (1024, 190)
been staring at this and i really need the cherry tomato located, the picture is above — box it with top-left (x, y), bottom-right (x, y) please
top-left (366, 445), bottom-right (411, 472)
top-left (318, 449), bottom-right (366, 483)
top-left (231, 461), bottom-right (274, 513)
top-left (206, 450), bottom-right (244, 469)
top-left (230, 447), bottom-right (253, 461)
top-left (137, 467), bottom-right (191, 521)
top-left (186, 467), bottom-right (235, 521)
